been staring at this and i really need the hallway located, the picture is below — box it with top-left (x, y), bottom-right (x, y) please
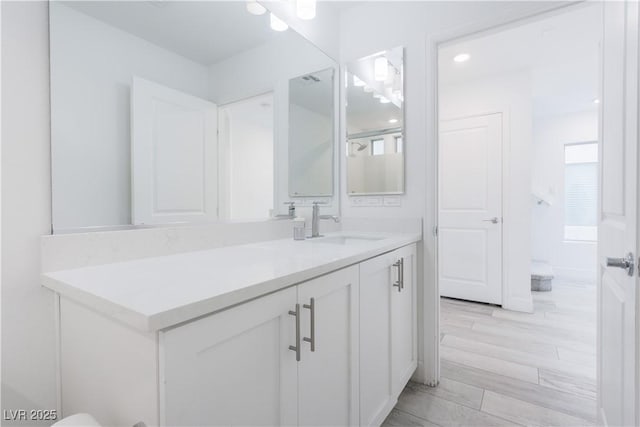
top-left (385, 281), bottom-right (597, 426)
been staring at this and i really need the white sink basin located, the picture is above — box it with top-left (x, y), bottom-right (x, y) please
top-left (314, 235), bottom-right (386, 245)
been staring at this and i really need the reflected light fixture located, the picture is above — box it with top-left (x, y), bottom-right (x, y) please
top-left (296, 0), bottom-right (316, 20)
top-left (374, 57), bottom-right (388, 81)
top-left (593, 98), bottom-right (600, 104)
top-left (353, 75), bottom-right (366, 87)
top-left (453, 53), bottom-right (470, 63)
top-left (246, 1), bottom-right (267, 15)
top-left (379, 97), bottom-right (391, 104)
top-left (270, 13), bottom-right (288, 31)
top-left (389, 118), bottom-right (398, 124)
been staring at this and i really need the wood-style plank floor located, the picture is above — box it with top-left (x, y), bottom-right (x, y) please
top-left (385, 280), bottom-right (598, 426)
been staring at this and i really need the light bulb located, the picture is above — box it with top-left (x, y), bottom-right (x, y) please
top-left (246, 1), bottom-right (266, 15)
top-left (270, 13), bottom-right (288, 31)
top-left (296, 0), bottom-right (316, 20)
top-left (374, 57), bottom-right (388, 81)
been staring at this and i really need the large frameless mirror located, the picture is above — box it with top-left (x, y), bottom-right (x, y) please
top-left (49, 1), bottom-right (337, 232)
top-left (346, 47), bottom-right (405, 195)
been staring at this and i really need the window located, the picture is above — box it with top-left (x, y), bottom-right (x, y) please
top-left (564, 142), bottom-right (598, 241)
top-left (371, 138), bottom-right (385, 156)
top-left (395, 136), bottom-right (403, 153)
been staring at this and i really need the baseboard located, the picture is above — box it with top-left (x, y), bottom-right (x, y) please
top-left (503, 294), bottom-right (533, 313)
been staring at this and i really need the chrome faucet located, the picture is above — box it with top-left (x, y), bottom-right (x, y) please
top-left (274, 202), bottom-right (296, 219)
top-left (311, 202), bottom-right (340, 238)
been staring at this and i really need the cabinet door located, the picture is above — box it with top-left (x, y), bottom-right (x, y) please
top-left (297, 266), bottom-right (359, 426)
top-left (359, 253), bottom-right (395, 427)
top-left (160, 287), bottom-right (298, 426)
top-left (390, 244), bottom-right (418, 395)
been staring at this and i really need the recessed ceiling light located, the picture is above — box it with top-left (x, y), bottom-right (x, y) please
top-left (593, 98), bottom-right (600, 104)
top-left (453, 53), bottom-right (470, 63)
top-left (246, 1), bottom-right (266, 15)
top-left (296, 0), bottom-right (316, 20)
top-left (270, 13), bottom-right (288, 31)
top-left (389, 119), bottom-right (398, 124)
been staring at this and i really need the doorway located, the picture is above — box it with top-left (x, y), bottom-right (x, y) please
top-left (431, 3), bottom-right (602, 425)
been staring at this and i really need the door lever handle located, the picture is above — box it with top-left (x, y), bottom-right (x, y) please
top-left (606, 252), bottom-right (635, 276)
top-left (483, 217), bottom-right (500, 224)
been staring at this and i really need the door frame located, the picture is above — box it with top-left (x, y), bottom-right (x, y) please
top-left (437, 111), bottom-right (508, 307)
top-left (421, 1), bottom-right (618, 387)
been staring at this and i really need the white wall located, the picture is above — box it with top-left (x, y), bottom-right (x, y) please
top-left (532, 110), bottom-right (598, 281)
top-left (50, 4), bottom-right (210, 230)
top-left (1, 2), bottom-right (58, 422)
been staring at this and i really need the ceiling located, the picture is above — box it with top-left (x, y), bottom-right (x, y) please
top-left (63, 1), bottom-right (284, 65)
top-left (439, 3), bottom-right (601, 116)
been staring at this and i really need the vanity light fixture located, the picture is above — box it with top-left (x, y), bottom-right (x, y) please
top-left (374, 57), bottom-right (388, 81)
top-left (296, 0), bottom-right (316, 20)
top-left (453, 53), bottom-right (471, 63)
top-left (246, 1), bottom-right (267, 15)
top-left (380, 97), bottom-right (391, 104)
top-left (270, 13), bottom-right (288, 31)
top-left (353, 75), bottom-right (366, 87)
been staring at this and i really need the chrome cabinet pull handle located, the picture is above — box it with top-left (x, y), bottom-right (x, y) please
top-left (303, 297), bottom-right (315, 352)
top-left (400, 257), bottom-right (405, 290)
top-left (288, 304), bottom-right (301, 361)
top-left (393, 260), bottom-right (402, 292)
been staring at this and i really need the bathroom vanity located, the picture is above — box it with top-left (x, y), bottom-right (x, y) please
top-left (42, 232), bottom-right (419, 426)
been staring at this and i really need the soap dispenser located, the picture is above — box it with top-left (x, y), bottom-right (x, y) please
top-left (293, 217), bottom-right (306, 240)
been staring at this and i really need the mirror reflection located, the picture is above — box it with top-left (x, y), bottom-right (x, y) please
top-left (50, 1), bottom-right (336, 232)
top-left (346, 47), bottom-right (405, 195)
top-left (289, 68), bottom-right (335, 197)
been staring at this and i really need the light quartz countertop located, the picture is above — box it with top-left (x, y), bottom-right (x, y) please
top-left (42, 231), bottom-right (420, 332)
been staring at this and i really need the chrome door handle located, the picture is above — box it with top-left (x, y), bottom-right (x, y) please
top-left (288, 304), bottom-right (301, 361)
top-left (606, 252), bottom-right (635, 277)
top-left (483, 217), bottom-right (499, 224)
top-left (303, 298), bottom-right (315, 352)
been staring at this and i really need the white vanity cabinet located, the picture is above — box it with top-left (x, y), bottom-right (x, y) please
top-left (51, 237), bottom-right (419, 427)
top-left (160, 266), bottom-right (360, 426)
top-left (359, 245), bottom-right (417, 426)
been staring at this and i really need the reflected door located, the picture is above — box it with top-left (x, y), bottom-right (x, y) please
top-left (131, 77), bottom-right (218, 225)
top-left (438, 114), bottom-right (503, 304)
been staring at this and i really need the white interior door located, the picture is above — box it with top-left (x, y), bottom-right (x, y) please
top-left (131, 77), bottom-right (217, 225)
top-left (438, 114), bottom-right (503, 304)
top-left (598, 2), bottom-right (638, 426)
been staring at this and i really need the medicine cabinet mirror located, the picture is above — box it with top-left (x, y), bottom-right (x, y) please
top-left (346, 47), bottom-right (405, 195)
top-left (49, 1), bottom-right (337, 232)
